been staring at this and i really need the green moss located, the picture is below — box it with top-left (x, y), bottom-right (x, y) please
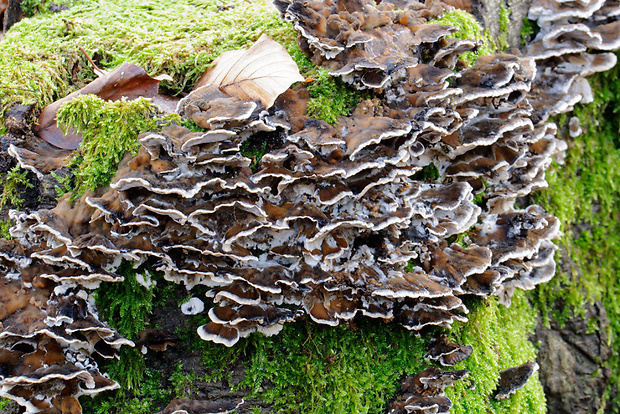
top-left (169, 363), bottom-right (199, 399)
top-left (446, 292), bottom-right (546, 413)
top-left (107, 347), bottom-right (149, 392)
top-left (472, 191), bottom-right (485, 206)
top-left (80, 361), bottom-right (170, 414)
top-left (471, 179), bottom-right (489, 207)
top-left (50, 170), bottom-right (74, 199)
top-left (82, 274), bottom-right (183, 412)
top-left (56, 95), bottom-right (160, 198)
top-left (428, 10), bottom-right (496, 66)
top-left (446, 226), bottom-right (474, 248)
top-left (306, 67), bottom-right (367, 125)
top-left (240, 138), bottom-right (268, 173)
top-left (177, 118), bottom-right (208, 133)
top-left (497, 3), bottom-right (510, 51)
top-left (190, 298), bottom-right (544, 413)
top-left (87, 260), bottom-right (160, 407)
top-left (0, 398), bottom-right (11, 409)
top-left (531, 52), bottom-right (620, 410)
top-left (94, 260), bottom-right (155, 340)
top-left (404, 259), bottom-right (416, 272)
top-left (412, 162), bottom-right (440, 181)
top-left (499, 3), bottom-right (510, 34)
top-left (20, 0), bottom-right (69, 17)
top-left (0, 221), bottom-right (12, 240)
top-left (520, 17), bottom-right (539, 45)
top-left (197, 318), bottom-right (430, 413)
top-left (0, 165), bottom-right (33, 209)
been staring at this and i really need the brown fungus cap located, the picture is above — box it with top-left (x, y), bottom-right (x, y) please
top-left (425, 335), bottom-right (473, 366)
top-left (470, 205), bottom-right (560, 266)
top-left (136, 328), bottom-right (179, 354)
top-left (494, 361), bottom-right (539, 400)
top-left (389, 367), bottom-right (469, 414)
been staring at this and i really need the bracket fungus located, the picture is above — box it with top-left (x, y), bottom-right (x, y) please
top-left (155, 398), bottom-right (244, 414)
top-left (389, 367), bottom-right (470, 414)
top-left (0, 0), bottom-right (619, 411)
top-left (494, 361), bottom-right (540, 401)
top-left (0, 241), bottom-right (130, 413)
top-left (425, 335), bottom-right (473, 366)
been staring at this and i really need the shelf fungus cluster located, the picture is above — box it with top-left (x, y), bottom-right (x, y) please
top-left (527, 0), bottom-right (620, 121)
top-left (0, 240), bottom-right (130, 413)
top-left (1, 0), bottom-right (619, 411)
top-left (389, 367), bottom-right (470, 414)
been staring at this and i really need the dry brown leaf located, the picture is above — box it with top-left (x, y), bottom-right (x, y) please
top-left (195, 34), bottom-right (304, 108)
top-left (37, 63), bottom-right (174, 150)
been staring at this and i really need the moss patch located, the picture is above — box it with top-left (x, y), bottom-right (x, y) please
top-left (0, 221), bottom-right (12, 239)
top-left (80, 362), bottom-right (171, 414)
top-left (520, 17), bottom-right (539, 45)
top-left (497, 3), bottom-right (510, 51)
top-left (195, 318), bottom-right (430, 414)
top-left (20, 0), bottom-right (69, 17)
top-left (428, 10), bottom-right (496, 66)
top-left (82, 260), bottom-right (173, 412)
top-left (56, 95), bottom-right (160, 198)
top-left (94, 260), bottom-right (155, 340)
top-left (0, 165), bottom-right (33, 209)
top-left (306, 67), bottom-right (368, 125)
top-left (531, 54), bottom-right (620, 318)
top-left (446, 292), bottom-right (546, 413)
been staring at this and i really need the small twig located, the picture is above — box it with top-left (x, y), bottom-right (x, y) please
top-left (78, 46), bottom-right (106, 77)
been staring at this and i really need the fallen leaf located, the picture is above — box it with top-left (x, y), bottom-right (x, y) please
top-left (195, 33), bottom-right (304, 108)
top-left (37, 63), bottom-right (173, 150)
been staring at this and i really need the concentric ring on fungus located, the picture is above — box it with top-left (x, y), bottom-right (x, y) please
top-left (1, 0), bottom-right (619, 411)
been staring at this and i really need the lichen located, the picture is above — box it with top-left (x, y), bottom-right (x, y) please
top-left (428, 10), bottom-right (496, 66)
